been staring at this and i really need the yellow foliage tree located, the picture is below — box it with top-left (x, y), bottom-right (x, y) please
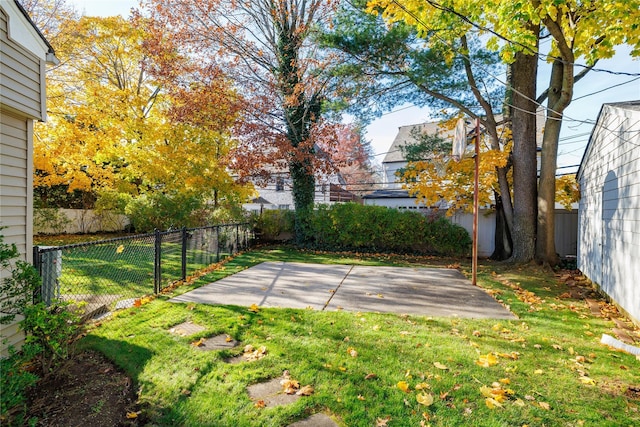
top-left (34, 16), bottom-right (252, 208)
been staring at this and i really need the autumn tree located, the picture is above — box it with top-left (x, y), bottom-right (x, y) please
top-left (144, 0), bottom-right (342, 243)
top-left (33, 14), bottom-right (250, 221)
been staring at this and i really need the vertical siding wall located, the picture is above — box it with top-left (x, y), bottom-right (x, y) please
top-left (578, 104), bottom-right (640, 323)
top-left (0, 8), bottom-right (44, 120)
top-left (0, 5), bottom-right (43, 354)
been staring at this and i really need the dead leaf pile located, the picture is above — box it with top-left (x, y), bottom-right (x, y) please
top-left (243, 344), bottom-right (267, 361)
top-left (280, 371), bottom-right (314, 396)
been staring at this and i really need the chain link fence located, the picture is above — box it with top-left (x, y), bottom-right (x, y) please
top-left (33, 223), bottom-right (252, 321)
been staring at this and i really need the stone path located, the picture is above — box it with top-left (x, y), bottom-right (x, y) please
top-left (167, 321), bottom-right (339, 426)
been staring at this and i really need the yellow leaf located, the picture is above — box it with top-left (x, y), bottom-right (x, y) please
top-left (191, 338), bottom-right (205, 347)
top-left (248, 303), bottom-right (260, 313)
top-left (433, 362), bottom-right (448, 370)
top-left (479, 385), bottom-right (494, 399)
top-left (415, 382), bottom-right (430, 390)
top-left (416, 392), bottom-right (434, 406)
top-left (499, 378), bottom-right (511, 385)
top-left (579, 376), bottom-right (596, 386)
top-left (538, 401), bottom-right (551, 410)
top-left (397, 381), bottom-right (410, 393)
top-left (126, 412), bottom-right (139, 419)
top-left (116, 245), bottom-right (125, 254)
top-left (485, 397), bottom-right (503, 409)
top-left (357, 394), bottom-right (366, 400)
top-left (476, 353), bottom-right (498, 367)
top-left (534, 369), bottom-right (544, 375)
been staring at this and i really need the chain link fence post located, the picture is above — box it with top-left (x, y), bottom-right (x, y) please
top-left (154, 229), bottom-right (161, 294)
top-left (181, 227), bottom-right (188, 281)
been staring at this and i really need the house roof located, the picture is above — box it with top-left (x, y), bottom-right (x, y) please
top-left (576, 100), bottom-right (640, 180)
top-left (362, 189), bottom-right (412, 199)
top-left (12, 0), bottom-right (57, 59)
top-left (383, 122), bottom-right (452, 164)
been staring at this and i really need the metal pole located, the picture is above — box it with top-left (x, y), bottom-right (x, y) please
top-left (181, 227), bottom-right (187, 281)
top-left (154, 229), bottom-right (161, 294)
top-left (472, 118), bottom-right (480, 286)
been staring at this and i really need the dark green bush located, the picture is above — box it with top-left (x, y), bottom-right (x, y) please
top-left (253, 209), bottom-right (295, 241)
top-left (307, 203), bottom-right (471, 256)
top-left (125, 192), bottom-right (207, 232)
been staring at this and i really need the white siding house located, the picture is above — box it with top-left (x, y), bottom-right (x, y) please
top-left (577, 101), bottom-right (640, 324)
top-left (0, 0), bottom-right (57, 354)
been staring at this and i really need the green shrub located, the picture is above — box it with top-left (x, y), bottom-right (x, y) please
top-left (0, 233), bottom-right (82, 424)
top-left (253, 209), bottom-right (295, 241)
top-left (33, 208), bottom-right (72, 235)
top-left (307, 203), bottom-right (471, 256)
top-left (125, 192), bottom-right (207, 232)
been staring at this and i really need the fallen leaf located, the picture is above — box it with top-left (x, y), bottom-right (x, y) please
top-left (254, 400), bottom-right (266, 408)
top-left (416, 393), bottom-right (434, 406)
top-left (191, 338), bottom-right (205, 347)
top-left (365, 373), bottom-right (377, 380)
top-left (476, 353), bottom-right (498, 367)
top-left (433, 362), bottom-right (448, 370)
top-left (357, 394), bottom-right (366, 401)
top-left (347, 347), bottom-right (358, 358)
top-left (296, 385), bottom-right (314, 396)
top-left (397, 381), bottom-right (410, 393)
top-left (116, 245), bottom-right (125, 254)
top-left (415, 382), bottom-right (430, 390)
top-left (281, 379), bottom-right (300, 394)
top-left (485, 398), bottom-right (503, 409)
top-left (376, 417), bottom-right (391, 427)
top-left (534, 369), bottom-right (544, 375)
top-left (513, 398), bottom-right (525, 407)
top-left (225, 335), bottom-right (233, 342)
top-left (126, 412), bottom-right (139, 419)
top-left (248, 303), bottom-right (260, 313)
top-left (181, 389), bottom-right (191, 396)
top-left (579, 376), bottom-right (596, 386)
top-left (538, 401), bottom-right (551, 410)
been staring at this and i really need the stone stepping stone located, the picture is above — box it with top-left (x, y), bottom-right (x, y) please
top-left (192, 334), bottom-right (239, 351)
top-left (247, 377), bottom-right (299, 408)
top-left (287, 413), bottom-right (339, 427)
top-left (169, 321), bottom-right (206, 336)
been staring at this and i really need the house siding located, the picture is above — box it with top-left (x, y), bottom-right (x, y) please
top-left (0, 7), bottom-right (44, 120)
top-left (0, 109), bottom-right (31, 354)
top-left (577, 103), bottom-right (640, 323)
top-left (0, 2), bottom-right (49, 355)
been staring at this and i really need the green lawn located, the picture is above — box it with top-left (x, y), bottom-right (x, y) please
top-left (81, 248), bottom-right (640, 426)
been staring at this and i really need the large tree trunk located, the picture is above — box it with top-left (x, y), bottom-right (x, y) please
top-left (536, 59), bottom-right (564, 266)
top-left (490, 192), bottom-right (513, 260)
top-left (535, 10), bottom-right (575, 266)
top-left (508, 33), bottom-right (539, 263)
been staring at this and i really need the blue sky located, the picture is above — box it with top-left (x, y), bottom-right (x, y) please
top-left (68, 0), bottom-right (640, 171)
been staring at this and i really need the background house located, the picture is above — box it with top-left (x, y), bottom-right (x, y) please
top-left (1, 0), bottom-right (57, 354)
top-left (577, 101), bottom-right (640, 324)
top-left (365, 115), bottom-right (577, 258)
top-left (243, 170), bottom-right (358, 213)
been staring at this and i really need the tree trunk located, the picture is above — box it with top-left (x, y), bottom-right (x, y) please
top-left (508, 34), bottom-right (539, 263)
top-left (536, 59), bottom-right (564, 266)
top-left (490, 192), bottom-right (513, 260)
